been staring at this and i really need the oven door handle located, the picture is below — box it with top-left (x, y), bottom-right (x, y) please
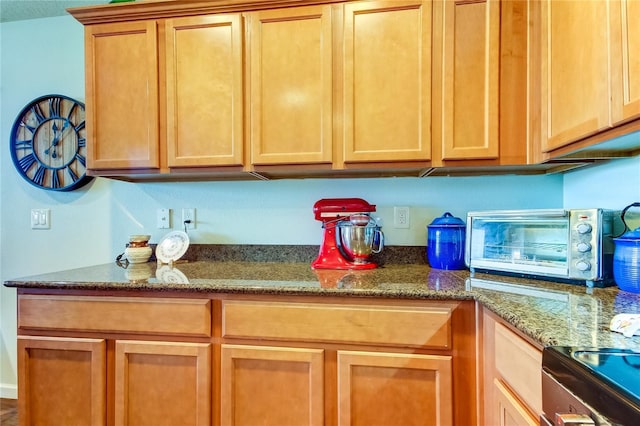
top-left (540, 413), bottom-right (596, 426)
top-left (553, 413), bottom-right (595, 426)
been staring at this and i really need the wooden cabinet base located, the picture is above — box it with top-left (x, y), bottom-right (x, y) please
top-left (482, 308), bottom-right (542, 425)
top-left (18, 336), bottom-right (106, 426)
top-left (16, 291), bottom-right (477, 426)
top-left (220, 344), bottom-right (325, 426)
top-left (114, 340), bottom-right (212, 426)
top-left (493, 378), bottom-right (539, 426)
top-left (338, 350), bottom-right (453, 426)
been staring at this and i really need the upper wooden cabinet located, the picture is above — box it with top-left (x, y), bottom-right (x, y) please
top-left (611, 0), bottom-right (640, 126)
top-left (84, 13), bottom-right (245, 176)
top-left (432, 0), bottom-right (500, 162)
top-left (341, 0), bottom-right (432, 165)
top-left (537, 0), bottom-right (640, 158)
top-left (539, 0), bottom-right (612, 153)
top-left (249, 0), bottom-right (432, 170)
top-left (72, 0), bottom-right (529, 179)
top-left (165, 14), bottom-right (245, 168)
top-left (85, 21), bottom-right (160, 170)
top-left (248, 5), bottom-right (333, 166)
top-left (73, 0), bottom-right (640, 179)
top-left (428, 0), bottom-right (533, 170)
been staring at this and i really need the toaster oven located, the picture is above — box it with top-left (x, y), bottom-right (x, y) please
top-left (465, 209), bottom-right (620, 287)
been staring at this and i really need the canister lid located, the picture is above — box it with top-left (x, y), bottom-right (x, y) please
top-left (428, 212), bottom-right (465, 227)
top-left (615, 227), bottom-right (640, 242)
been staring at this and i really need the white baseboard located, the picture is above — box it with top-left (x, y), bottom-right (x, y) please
top-left (0, 383), bottom-right (17, 399)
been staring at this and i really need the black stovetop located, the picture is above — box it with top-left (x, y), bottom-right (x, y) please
top-left (543, 346), bottom-right (640, 424)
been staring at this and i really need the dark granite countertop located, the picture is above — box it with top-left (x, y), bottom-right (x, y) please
top-left (6, 258), bottom-right (640, 352)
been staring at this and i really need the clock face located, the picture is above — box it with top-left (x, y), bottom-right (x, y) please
top-left (10, 94), bottom-right (92, 191)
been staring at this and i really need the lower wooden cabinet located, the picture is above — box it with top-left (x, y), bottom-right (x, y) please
top-left (17, 337), bottom-right (212, 426)
top-left (18, 336), bottom-right (107, 426)
top-left (337, 350), bottom-right (452, 426)
top-left (115, 340), bottom-right (211, 426)
top-left (17, 295), bottom-right (212, 426)
top-left (482, 309), bottom-right (542, 425)
top-left (219, 345), bottom-right (453, 426)
top-left (220, 299), bottom-right (472, 425)
top-left (220, 344), bottom-right (324, 426)
top-left (493, 378), bottom-right (539, 426)
top-left (16, 293), bottom-right (476, 426)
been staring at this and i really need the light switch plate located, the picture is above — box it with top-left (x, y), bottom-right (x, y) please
top-left (31, 208), bottom-right (50, 229)
top-left (157, 208), bottom-right (170, 229)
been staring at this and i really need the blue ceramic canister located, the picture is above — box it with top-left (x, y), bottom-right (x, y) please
top-left (427, 212), bottom-right (466, 270)
top-left (613, 202), bottom-right (640, 293)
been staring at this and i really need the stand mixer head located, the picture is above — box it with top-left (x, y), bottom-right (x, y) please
top-left (311, 198), bottom-right (384, 270)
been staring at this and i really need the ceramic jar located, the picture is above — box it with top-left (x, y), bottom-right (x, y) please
top-left (613, 202), bottom-right (640, 293)
top-left (426, 212), bottom-right (466, 270)
top-left (125, 234), bottom-right (152, 264)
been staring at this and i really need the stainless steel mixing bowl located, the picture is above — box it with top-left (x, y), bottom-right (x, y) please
top-left (337, 221), bottom-right (384, 263)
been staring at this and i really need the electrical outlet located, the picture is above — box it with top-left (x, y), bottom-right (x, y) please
top-left (157, 208), bottom-right (171, 229)
top-left (182, 208), bottom-right (196, 229)
top-left (393, 206), bottom-right (410, 228)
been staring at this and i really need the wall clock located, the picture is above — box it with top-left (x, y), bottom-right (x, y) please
top-left (10, 94), bottom-right (92, 191)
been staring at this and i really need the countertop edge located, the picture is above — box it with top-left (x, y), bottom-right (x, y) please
top-left (5, 261), bottom-right (640, 351)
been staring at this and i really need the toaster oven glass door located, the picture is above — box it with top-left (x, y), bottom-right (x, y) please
top-left (468, 216), bottom-right (569, 277)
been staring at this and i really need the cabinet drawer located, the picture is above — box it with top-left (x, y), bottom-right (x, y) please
top-left (222, 300), bottom-right (455, 348)
top-left (494, 322), bottom-right (542, 414)
top-left (18, 295), bottom-right (211, 337)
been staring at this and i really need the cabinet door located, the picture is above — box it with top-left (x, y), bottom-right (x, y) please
top-left (85, 21), bottom-right (160, 169)
top-left (337, 350), bottom-right (452, 426)
top-left (165, 15), bottom-right (245, 167)
top-left (612, 0), bottom-right (640, 124)
top-left (433, 0), bottom-right (499, 160)
top-left (493, 379), bottom-right (539, 426)
top-left (343, 1), bottom-right (431, 163)
top-left (18, 336), bottom-right (106, 426)
top-left (540, 0), bottom-right (612, 152)
top-left (114, 340), bottom-right (211, 426)
top-left (220, 344), bottom-right (324, 426)
top-left (248, 6), bottom-right (333, 165)
top-left (483, 310), bottom-right (543, 425)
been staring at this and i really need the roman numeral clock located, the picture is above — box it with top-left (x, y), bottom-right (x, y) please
top-left (10, 94), bottom-right (92, 191)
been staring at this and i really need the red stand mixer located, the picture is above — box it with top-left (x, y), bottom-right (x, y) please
top-left (311, 198), bottom-right (384, 269)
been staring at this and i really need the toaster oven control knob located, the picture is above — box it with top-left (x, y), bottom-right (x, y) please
top-left (576, 223), bottom-right (592, 234)
top-left (576, 242), bottom-right (592, 252)
top-left (576, 260), bottom-right (591, 271)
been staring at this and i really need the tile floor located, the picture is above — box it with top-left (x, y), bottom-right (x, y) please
top-left (1, 398), bottom-right (18, 426)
